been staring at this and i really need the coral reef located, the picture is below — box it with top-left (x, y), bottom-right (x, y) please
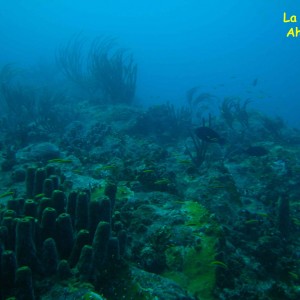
top-left (1, 58), bottom-right (300, 299)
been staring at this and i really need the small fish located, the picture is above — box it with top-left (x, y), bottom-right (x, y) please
top-left (245, 219), bottom-right (259, 224)
top-left (257, 212), bottom-right (269, 218)
top-left (154, 178), bottom-right (170, 185)
top-left (195, 127), bottom-right (225, 144)
top-left (288, 272), bottom-right (299, 280)
top-left (210, 261), bottom-right (228, 269)
top-left (34, 193), bottom-right (45, 199)
top-left (208, 185), bottom-right (226, 189)
top-left (48, 158), bottom-right (73, 164)
top-left (99, 165), bottom-right (117, 171)
top-left (83, 291), bottom-right (105, 300)
top-left (0, 191), bottom-right (14, 199)
top-left (292, 218), bottom-right (300, 226)
top-left (177, 159), bottom-right (192, 165)
top-left (142, 169), bottom-right (154, 173)
top-left (252, 78), bottom-right (258, 87)
top-left (171, 152), bottom-right (182, 157)
top-left (186, 222), bottom-right (199, 226)
top-left (245, 146), bottom-right (268, 157)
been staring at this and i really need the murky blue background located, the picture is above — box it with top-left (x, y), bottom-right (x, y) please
top-left (1, 0), bottom-right (299, 126)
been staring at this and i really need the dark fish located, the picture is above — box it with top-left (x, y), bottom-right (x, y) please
top-left (252, 78), bottom-right (258, 87)
top-left (195, 127), bottom-right (225, 144)
top-left (245, 146), bottom-right (268, 156)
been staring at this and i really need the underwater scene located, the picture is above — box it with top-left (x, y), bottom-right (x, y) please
top-left (1, 1), bottom-right (300, 299)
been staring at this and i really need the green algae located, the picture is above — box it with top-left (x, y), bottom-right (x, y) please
top-left (163, 201), bottom-right (220, 300)
top-left (91, 182), bottom-right (134, 202)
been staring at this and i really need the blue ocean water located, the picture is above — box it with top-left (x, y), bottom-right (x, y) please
top-left (1, 0), bottom-right (299, 126)
top-left (1, 2), bottom-right (300, 299)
